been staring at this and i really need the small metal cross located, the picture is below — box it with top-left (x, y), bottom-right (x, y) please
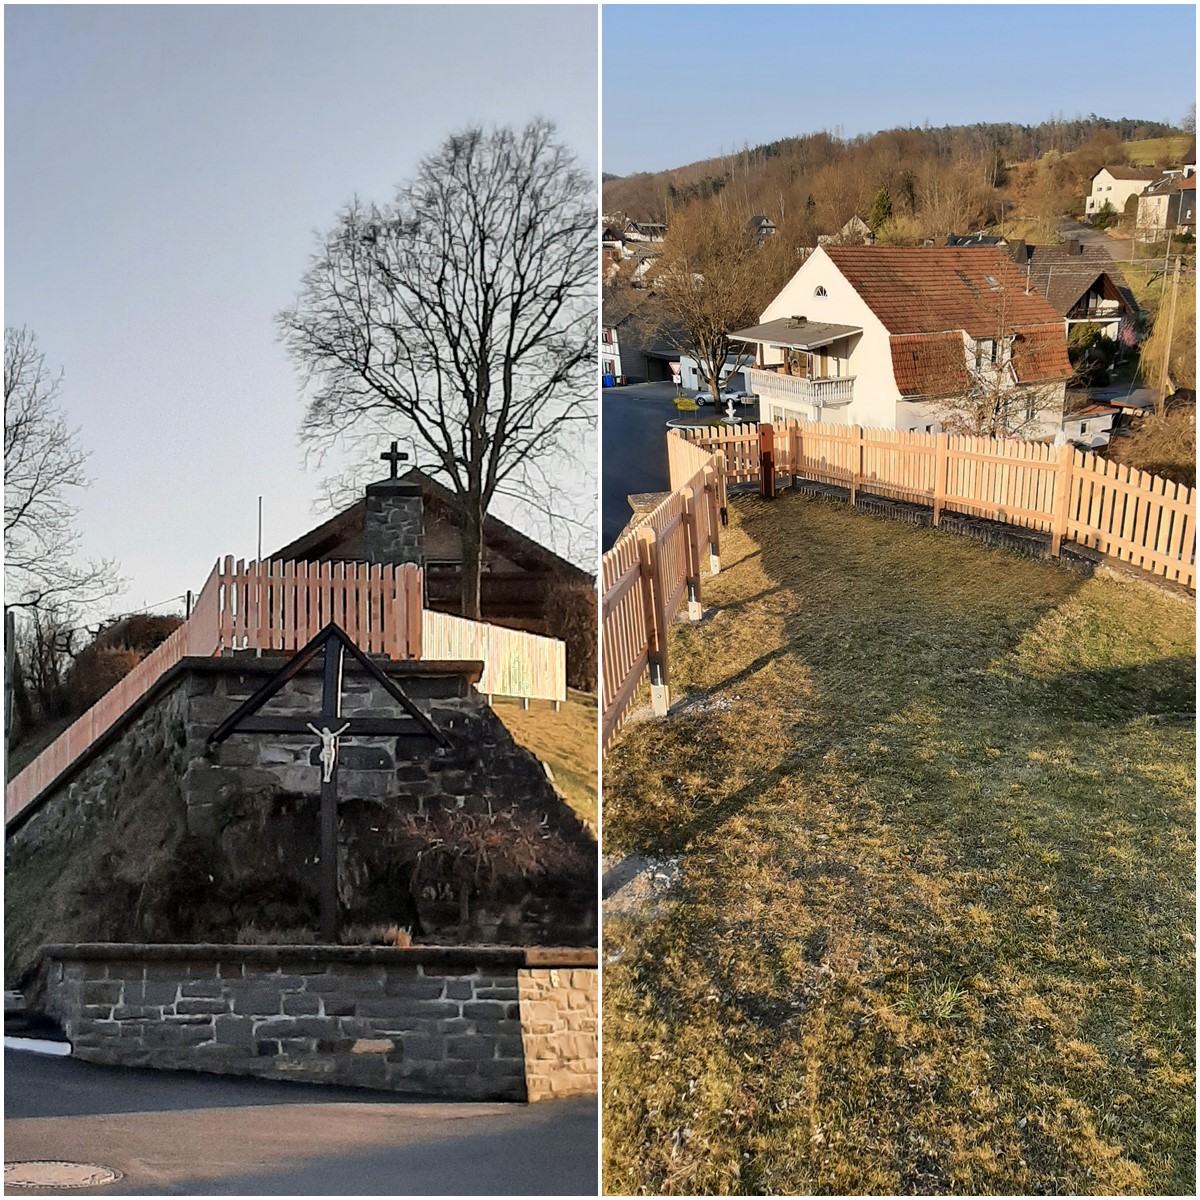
top-left (380, 440), bottom-right (410, 479)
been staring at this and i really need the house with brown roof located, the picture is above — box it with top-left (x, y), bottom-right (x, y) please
top-left (731, 246), bottom-right (1071, 437)
top-left (1136, 168), bottom-right (1197, 239)
top-left (1084, 165), bottom-right (1158, 219)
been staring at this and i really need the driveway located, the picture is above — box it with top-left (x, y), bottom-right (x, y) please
top-left (1060, 218), bottom-right (1135, 263)
top-left (3, 1049), bottom-right (597, 1195)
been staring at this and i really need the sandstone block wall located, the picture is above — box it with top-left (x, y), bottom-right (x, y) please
top-left (41, 945), bottom-right (597, 1102)
top-left (518, 967), bottom-right (599, 1101)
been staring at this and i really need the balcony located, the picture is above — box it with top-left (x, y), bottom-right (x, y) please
top-left (748, 367), bottom-right (855, 409)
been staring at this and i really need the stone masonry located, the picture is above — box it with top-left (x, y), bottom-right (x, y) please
top-left (518, 967), bottom-right (599, 1101)
top-left (39, 944), bottom-right (597, 1102)
top-left (363, 478), bottom-right (425, 569)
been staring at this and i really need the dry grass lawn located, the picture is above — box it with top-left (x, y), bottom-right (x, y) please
top-left (495, 689), bottom-right (597, 830)
top-left (603, 492), bottom-right (1195, 1195)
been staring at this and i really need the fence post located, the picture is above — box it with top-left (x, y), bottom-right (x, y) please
top-left (681, 486), bottom-right (703, 620)
top-left (788, 421), bottom-right (800, 489)
top-left (1051, 442), bottom-right (1074, 557)
top-left (933, 434), bottom-right (949, 528)
top-left (849, 426), bottom-right (863, 506)
top-left (703, 465), bottom-right (721, 574)
top-left (636, 526), bottom-right (671, 716)
top-left (715, 450), bottom-right (729, 526)
top-left (759, 423), bottom-right (776, 499)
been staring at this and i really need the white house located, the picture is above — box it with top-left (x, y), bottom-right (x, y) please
top-left (1136, 168), bottom-right (1197, 239)
top-left (1061, 399), bottom-right (1119, 449)
top-left (734, 246), bottom-right (1072, 437)
top-left (1085, 166), bottom-right (1157, 219)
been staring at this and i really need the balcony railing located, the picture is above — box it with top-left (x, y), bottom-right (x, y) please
top-left (749, 367), bottom-right (855, 407)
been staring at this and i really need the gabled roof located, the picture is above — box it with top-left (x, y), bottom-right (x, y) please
top-left (1096, 165), bottom-right (1158, 181)
top-left (823, 247), bottom-right (1066, 338)
top-left (1011, 242), bottom-right (1139, 318)
top-left (269, 468), bottom-right (592, 584)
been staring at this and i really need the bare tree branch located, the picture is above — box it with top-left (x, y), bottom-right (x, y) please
top-left (278, 122), bottom-right (596, 617)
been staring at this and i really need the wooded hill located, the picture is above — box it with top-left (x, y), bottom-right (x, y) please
top-left (605, 116), bottom-right (1192, 243)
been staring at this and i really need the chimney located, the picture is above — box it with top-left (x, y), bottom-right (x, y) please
top-left (1065, 238), bottom-right (1082, 256)
top-left (363, 475), bottom-right (425, 568)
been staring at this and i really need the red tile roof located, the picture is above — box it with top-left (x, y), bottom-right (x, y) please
top-left (824, 247), bottom-right (1067, 338)
top-left (890, 333), bottom-right (970, 397)
top-left (1011, 327), bottom-right (1072, 384)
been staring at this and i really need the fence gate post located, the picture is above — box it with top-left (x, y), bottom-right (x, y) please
top-left (681, 486), bottom-right (703, 620)
top-left (933, 434), bottom-right (949, 528)
top-left (636, 526), bottom-right (671, 716)
top-left (1051, 442), bottom-right (1074, 557)
top-left (715, 450), bottom-right (729, 526)
top-left (703, 466), bottom-right (721, 574)
top-left (759, 423), bottom-right (776, 499)
top-left (788, 421), bottom-right (800, 489)
top-left (849, 426), bottom-right (864, 506)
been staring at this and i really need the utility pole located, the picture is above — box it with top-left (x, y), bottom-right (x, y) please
top-left (1157, 255), bottom-right (1182, 417)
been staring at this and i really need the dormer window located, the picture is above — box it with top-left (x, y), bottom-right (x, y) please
top-left (814, 286), bottom-right (828, 298)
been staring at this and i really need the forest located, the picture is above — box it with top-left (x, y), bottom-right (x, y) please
top-left (604, 115), bottom-right (1192, 244)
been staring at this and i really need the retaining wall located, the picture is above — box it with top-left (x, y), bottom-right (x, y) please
top-left (40, 943), bottom-right (596, 1102)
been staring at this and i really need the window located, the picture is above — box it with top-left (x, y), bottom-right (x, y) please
top-left (925, 424), bottom-right (934, 433)
top-left (814, 285), bottom-right (828, 298)
top-left (1080, 422), bottom-right (1088, 434)
top-left (602, 328), bottom-right (613, 344)
top-left (603, 360), bottom-right (615, 375)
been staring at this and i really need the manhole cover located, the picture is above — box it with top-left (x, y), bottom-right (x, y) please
top-left (5, 1161), bottom-right (122, 1189)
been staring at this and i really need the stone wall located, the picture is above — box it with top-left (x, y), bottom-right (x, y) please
top-left (518, 967), bottom-right (599, 1102)
top-left (6, 654), bottom-right (596, 986)
top-left (40, 944), bottom-right (596, 1102)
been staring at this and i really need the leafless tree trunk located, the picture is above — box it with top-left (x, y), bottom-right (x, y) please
top-left (278, 122), bottom-right (595, 619)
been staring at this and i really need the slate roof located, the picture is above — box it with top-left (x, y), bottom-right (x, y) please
top-left (1010, 242), bottom-right (1139, 318)
top-left (823, 247), bottom-right (1066, 338)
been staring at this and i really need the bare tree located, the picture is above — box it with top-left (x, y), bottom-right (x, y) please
top-left (639, 202), bottom-right (787, 404)
top-left (4, 327), bottom-right (121, 615)
top-left (278, 121), bottom-right (595, 619)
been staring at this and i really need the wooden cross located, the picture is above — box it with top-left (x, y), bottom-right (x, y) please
top-left (380, 440), bottom-right (410, 479)
top-left (207, 623), bottom-right (448, 942)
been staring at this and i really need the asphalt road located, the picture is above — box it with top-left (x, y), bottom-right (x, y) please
top-left (601, 381), bottom-right (756, 550)
top-left (3, 1049), bottom-right (597, 1195)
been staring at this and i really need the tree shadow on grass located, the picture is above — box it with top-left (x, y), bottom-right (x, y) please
top-left (602, 490), bottom-right (1196, 1196)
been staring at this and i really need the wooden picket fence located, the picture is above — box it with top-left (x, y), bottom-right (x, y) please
top-left (422, 610), bottom-right (567, 703)
top-left (601, 441), bottom-right (725, 749)
top-left (213, 557), bottom-right (422, 659)
top-left (678, 420), bottom-right (1196, 589)
top-left (8, 556), bottom-right (569, 827)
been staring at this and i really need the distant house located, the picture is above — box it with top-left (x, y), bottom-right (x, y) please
top-left (1085, 166), bottom-right (1157, 219)
top-left (818, 214), bottom-right (874, 246)
top-left (732, 246), bottom-right (1071, 437)
top-left (747, 215), bottom-right (777, 241)
top-left (601, 288), bottom-right (679, 384)
top-left (1015, 240), bottom-right (1139, 341)
top-left (1136, 168), bottom-right (1197, 239)
top-left (945, 232), bottom-right (1008, 247)
top-left (1061, 396), bottom-right (1119, 449)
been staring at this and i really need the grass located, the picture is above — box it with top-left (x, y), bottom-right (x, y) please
top-left (494, 688), bottom-right (598, 830)
top-left (1123, 136), bottom-right (1194, 167)
top-left (602, 492), bottom-right (1195, 1195)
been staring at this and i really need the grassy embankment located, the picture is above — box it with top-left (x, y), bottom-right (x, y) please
top-left (603, 492), bottom-right (1195, 1195)
top-left (496, 689), bottom-right (597, 831)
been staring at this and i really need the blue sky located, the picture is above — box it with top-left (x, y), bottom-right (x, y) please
top-left (603, 3), bottom-right (1196, 175)
top-left (5, 4), bottom-right (598, 619)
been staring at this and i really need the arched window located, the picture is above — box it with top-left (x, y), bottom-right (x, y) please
top-left (814, 286), bottom-right (828, 298)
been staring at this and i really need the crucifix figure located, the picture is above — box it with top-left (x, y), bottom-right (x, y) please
top-left (207, 623), bottom-right (448, 942)
top-left (380, 440), bottom-right (410, 479)
top-left (307, 721), bottom-right (351, 783)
